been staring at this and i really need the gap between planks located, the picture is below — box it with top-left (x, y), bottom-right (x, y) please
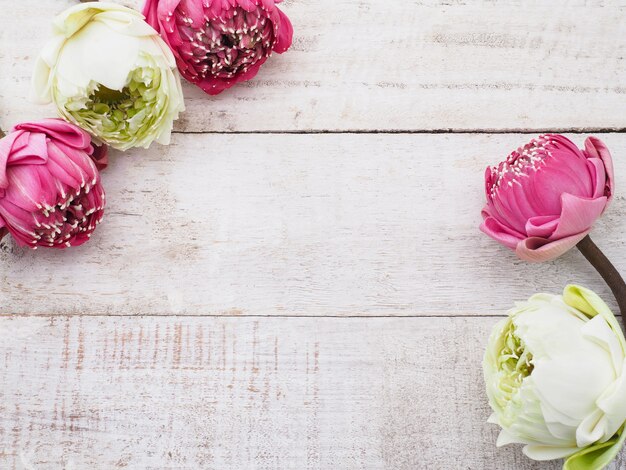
top-left (0, 313), bottom-right (622, 318)
top-left (171, 128), bottom-right (626, 135)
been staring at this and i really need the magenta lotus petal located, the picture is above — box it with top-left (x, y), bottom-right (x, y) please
top-left (0, 119), bottom-right (106, 249)
top-left (480, 134), bottom-right (614, 262)
top-left (143, 0), bottom-right (293, 95)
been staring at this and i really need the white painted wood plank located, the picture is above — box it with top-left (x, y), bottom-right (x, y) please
top-left (1, 0), bottom-right (626, 131)
top-left (1, 315), bottom-right (607, 470)
top-left (1, 133), bottom-right (624, 316)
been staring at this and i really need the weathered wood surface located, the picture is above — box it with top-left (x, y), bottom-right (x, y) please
top-left (1, 315), bottom-right (604, 470)
top-left (1, 133), bottom-right (624, 316)
top-left (1, 1), bottom-right (626, 469)
top-left (2, 0), bottom-right (626, 131)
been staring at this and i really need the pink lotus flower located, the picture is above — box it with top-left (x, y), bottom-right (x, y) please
top-left (143, 0), bottom-right (293, 95)
top-left (0, 119), bottom-right (106, 249)
top-left (481, 134), bottom-right (614, 262)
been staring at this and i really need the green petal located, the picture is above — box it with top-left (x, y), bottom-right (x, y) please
top-left (564, 428), bottom-right (626, 470)
top-left (563, 285), bottom-right (626, 348)
top-left (563, 285), bottom-right (602, 318)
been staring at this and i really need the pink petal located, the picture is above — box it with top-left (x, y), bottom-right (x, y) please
top-left (550, 134), bottom-right (586, 159)
top-left (489, 187), bottom-right (530, 234)
top-left (14, 119), bottom-right (91, 152)
top-left (45, 141), bottom-right (87, 189)
top-left (198, 59), bottom-right (265, 95)
top-left (234, 58), bottom-right (265, 82)
top-left (0, 131), bottom-right (24, 189)
top-left (260, 0), bottom-right (274, 11)
top-left (516, 231), bottom-right (590, 262)
top-left (0, 199), bottom-right (37, 241)
top-left (273, 8), bottom-right (293, 53)
top-left (179, 0), bottom-right (205, 27)
top-left (159, 0), bottom-right (184, 19)
top-left (480, 213), bottom-right (524, 250)
top-left (551, 193), bottom-right (608, 240)
top-left (91, 144), bottom-right (109, 171)
top-left (8, 132), bottom-right (48, 166)
top-left (237, 0), bottom-right (257, 12)
top-left (142, 0), bottom-right (160, 27)
top-left (4, 165), bottom-right (47, 211)
top-left (585, 136), bottom-right (614, 201)
top-left (198, 76), bottom-right (232, 95)
top-left (586, 158), bottom-right (607, 199)
top-left (525, 215), bottom-right (559, 238)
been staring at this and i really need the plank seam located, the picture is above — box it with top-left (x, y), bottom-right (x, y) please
top-left (172, 128), bottom-right (626, 135)
top-left (0, 313), bottom-right (621, 318)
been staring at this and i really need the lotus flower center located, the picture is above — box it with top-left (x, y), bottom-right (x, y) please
top-left (33, 182), bottom-right (103, 248)
top-left (177, 6), bottom-right (274, 79)
top-left (496, 323), bottom-right (534, 406)
top-left (221, 34), bottom-right (236, 48)
top-left (67, 67), bottom-right (162, 144)
top-left (93, 85), bottom-right (131, 104)
top-left (488, 135), bottom-right (556, 197)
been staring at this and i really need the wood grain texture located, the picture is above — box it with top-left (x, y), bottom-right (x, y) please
top-left (2, 133), bottom-right (625, 316)
top-left (1, 0), bottom-right (626, 132)
top-left (1, 1), bottom-right (626, 468)
top-left (2, 315), bottom-right (610, 470)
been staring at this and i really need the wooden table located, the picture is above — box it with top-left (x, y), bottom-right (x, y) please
top-left (1, 1), bottom-right (625, 468)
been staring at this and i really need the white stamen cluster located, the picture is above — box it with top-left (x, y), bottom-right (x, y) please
top-left (488, 135), bottom-right (558, 198)
top-left (30, 180), bottom-right (105, 249)
top-left (496, 321), bottom-right (534, 408)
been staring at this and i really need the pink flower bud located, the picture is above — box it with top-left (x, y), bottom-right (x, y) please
top-left (0, 119), bottom-right (106, 249)
top-left (480, 135), bottom-right (614, 262)
top-left (143, 0), bottom-right (293, 95)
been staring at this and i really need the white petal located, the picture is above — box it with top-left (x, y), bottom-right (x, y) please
top-left (30, 35), bottom-right (66, 104)
top-left (497, 429), bottom-right (530, 447)
top-left (55, 22), bottom-right (145, 92)
top-left (596, 357), bottom-right (626, 439)
top-left (582, 315), bottom-right (626, 376)
top-left (514, 306), bottom-right (615, 423)
top-left (576, 408), bottom-right (607, 447)
top-left (487, 413), bottom-right (500, 425)
top-left (523, 444), bottom-right (579, 461)
top-left (52, 2), bottom-right (144, 36)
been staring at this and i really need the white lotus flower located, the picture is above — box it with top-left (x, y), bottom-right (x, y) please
top-left (484, 285), bottom-right (626, 469)
top-left (31, 2), bottom-right (185, 151)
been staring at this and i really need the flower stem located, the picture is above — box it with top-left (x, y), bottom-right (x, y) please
top-left (0, 128), bottom-right (4, 139)
top-left (577, 235), bottom-right (626, 319)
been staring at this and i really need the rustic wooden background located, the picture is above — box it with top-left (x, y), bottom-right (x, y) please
top-left (1, 0), bottom-right (626, 468)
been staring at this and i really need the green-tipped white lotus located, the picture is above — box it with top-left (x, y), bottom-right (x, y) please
top-left (32, 2), bottom-right (185, 151)
top-left (484, 285), bottom-right (626, 469)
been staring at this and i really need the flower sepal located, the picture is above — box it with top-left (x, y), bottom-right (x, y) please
top-left (564, 426), bottom-right (626, 470)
